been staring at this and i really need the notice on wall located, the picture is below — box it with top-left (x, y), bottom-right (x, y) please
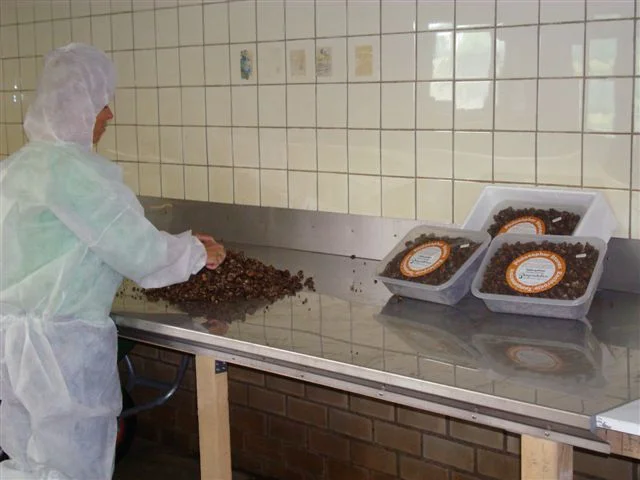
top-left (240, 49), bottom-right (253, 80)
top-left (316, 46), bottom-right (332, 78)
top-left (289, 49), bottom-right (307, 77)
top-left (355, 44), bottom-right (373, 77)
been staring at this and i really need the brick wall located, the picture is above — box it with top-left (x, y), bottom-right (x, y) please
top-left (122, 346), bottom-right (640, 480)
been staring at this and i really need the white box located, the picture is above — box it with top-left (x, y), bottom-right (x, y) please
top-left (462, 186), bottom-right (617, 242)
top-left (471, 234), bottom-right (608, 320)
top-left (376, 225), bottom-right (491, 306)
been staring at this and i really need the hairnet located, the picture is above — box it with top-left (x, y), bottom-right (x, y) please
top-left (23, 43), bottom-right (116, 150)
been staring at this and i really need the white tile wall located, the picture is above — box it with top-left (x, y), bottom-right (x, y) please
top-left (0, 0), bottom-right (638, 238)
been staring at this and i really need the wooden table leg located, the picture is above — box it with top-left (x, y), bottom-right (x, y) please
top-left (196, 356), bottom-right (231, 480)
top-left (521, 435), bottom-right (573, 480)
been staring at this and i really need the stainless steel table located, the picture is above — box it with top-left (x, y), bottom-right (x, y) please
top-left (112, 200), bottom-right (640, 480)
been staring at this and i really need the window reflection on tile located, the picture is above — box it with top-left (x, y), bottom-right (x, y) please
top-left (586, 20), bottom-right (634, 76)
top-left (496, 0), bottom-right (539, 26)
top-left (417, 0), bottom-right (454, 31)
top-left (416, 81), bottom-right (453, 129)
top-left (584, 78), bottom-right (632, 133)
top-left (454, 132), bottom-right (492, 181)
top-left (540, 0), bottom-right (586, 23)
top-left (539, 23), bottom-right (584, 77)
top-left (455, 81), bottom-right (494, 130)
top-left (418, 31), bottom-right (454, 81)
top-left (587, 0), bottom-right (634, 20)
top-left (582, 134), bottom-right (631, 189)
top-left (455, 30), bottom-right (494, 79)
top-left (495, 26), bottom-right (537, 79)
top-left (417, 178), bottom-right (453, 223)
top-left (537, 132), bottom-right (582, 185)
top-left (494, 132), bottom-right (535, 183)
top-left (456, 0), bottom-right (495, 28)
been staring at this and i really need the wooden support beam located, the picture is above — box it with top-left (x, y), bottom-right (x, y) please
top-left (521, 435), bottom-right (573, 480)
top-left (196, 356), bottom-right (231, 480)
top-left (597, 429), bottom-right (640, 460)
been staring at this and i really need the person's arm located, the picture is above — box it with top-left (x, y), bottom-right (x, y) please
top-left (47, 152), bottom-right (206, 289)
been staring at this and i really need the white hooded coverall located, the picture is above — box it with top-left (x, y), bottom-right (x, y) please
top-left (0, 43), bottom-right (207, 479)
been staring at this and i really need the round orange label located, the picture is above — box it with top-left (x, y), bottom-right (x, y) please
top-left (506, 250), bottom-right (566, 294)
top-left (506, 346), bottom-right (562, 372)
top-left (400, 241), bottom-right (451, 278)
top-left (499, 216), bottom-right (546, 235)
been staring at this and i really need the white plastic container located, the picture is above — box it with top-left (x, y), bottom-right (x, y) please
top-left (462, 186), bottom-right (617, 241)
top-left (471, 234), bottom-right (608, 320)
top-left (376, 226), bottom-right (491, 305)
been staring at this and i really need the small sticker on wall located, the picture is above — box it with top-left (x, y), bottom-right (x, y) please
top-left (289, 49), bottom-right (307, 77)
top-left (355, 44), bottom-right (373, 77)
top-left (240, 49), bottom-right (253, 80)
top-left (316, 46), bottom-right (332, 78)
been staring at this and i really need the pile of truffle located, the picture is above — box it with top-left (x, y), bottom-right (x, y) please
top-left (487, 207), bottom-right (581, 237)
top-left (381, 234), bottom-right (481, 286)
top-left (143, 250), bottom-right (315, 320)
top-left (479, 240), bottom-right (599, 300)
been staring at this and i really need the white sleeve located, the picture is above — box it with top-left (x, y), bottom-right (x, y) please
top-left (48, 155), bottom-right (207, 289)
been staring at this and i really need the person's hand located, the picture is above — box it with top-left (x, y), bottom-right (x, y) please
top-left (196, 234), bottom-right (226, 270)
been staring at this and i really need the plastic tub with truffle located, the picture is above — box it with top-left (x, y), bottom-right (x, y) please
top-left (471, 233), bottom-right (607, 320)
top-left (375, 226), bottom-right (491, 305)
top-left (462, 186), bottom-right (617, 241)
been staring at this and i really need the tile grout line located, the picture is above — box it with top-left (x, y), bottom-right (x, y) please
top-left (629, 6), bottom-right (638, 238)
top-left (451, 0), bottom-right (457, 224)
top-left (284, 0), bottom-right (291, 210)
top-left (491, 0), bottom-right (498, 185)
top-left (254, 0), bottom-right (261, 207)
top-left (314, 0), bottom-right (319, 213)
top-left (413, 0), bottom-right (418, 222)
top-left (226, 0), bottom-right (235, 206)
top-left (580, 1), bottom-right (587, 191)
top-left (345, 0), bottom-right (350, 215)
top-left (201, 3), bottom-right (210, 204)
top-left (378, 0), bottom-right (383, 218)
top-left (176, 6), bottom-right (186, 201)
top-left (534, 0), bottom-right (541, 186)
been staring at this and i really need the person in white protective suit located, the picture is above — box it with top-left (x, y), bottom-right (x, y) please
top-left (0, 43), bottom-right (225, 479)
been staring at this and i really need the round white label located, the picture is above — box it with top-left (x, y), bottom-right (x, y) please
top-left (506, 251), bottom-right (566, 294)
top-left (499, 216), bottom-right (546, 236)
top-left (400, 241), bottom-right (451, 278)
top-left (507, 346), bottom-right (561, 372)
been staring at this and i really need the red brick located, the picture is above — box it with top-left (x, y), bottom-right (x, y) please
top-left (308, 428), bottom-right (350, 461)
top-left (477, 449), bottom-right (519, 480)
top-left (269, 416), bottom-right (307, 445)
top-left (284, 445), bottom-right (324, 476)
top-left (370, 473), bottom-right (398, 480)
top-left (423, 434), bottom-right (474, 472)
top-left (450, 419), bottom-right (504, 450)
top-left (248, 385), bottom-right (286, 415)
top-left (350, 395), bottom-right (395, 421)
top-left (244, 433), bottom-right (283, 460)
top-left (326, 459), bottom-right (369, 480)
top-left (575, 450), bottom-right (635, 480)
top-left (351, 440), bottom-right (397, 475)
top-left (230, 406), bottom-right (267, 436)
top-left (229, 365), bottom-right (265, 386)
top-left (400, 456), bottom-right (448, 480)
top-left (288, 397), bottom-right (327, 427)
top-left (181, 369), bottom-right (196, 391)
top-left (307, 384), bottom-right (349, 408)
top-left (159, 348), bottom-right (184, 365)
top-left (132, 344), bottom-right (159, 359)
top-left (397, 407), bottom-right (447, 435)
top-left (231, 451), bottom-right (262, 473)
top-left (451, 472), bottom-right (483, 480)
top-left (230, 427), bottom-right (243, 452)
top-left (374, 420), bottom-right (421, 455)
top-left (329, 409), bottom-right (372, 441)
top-left (506, 433), bottom-right (520, 455)
top-left (145, 360), bottom-right (178, 384)
top-left (228, 380), bottom-right (248, 405)
top-left (266, 374), bottom-right (305, 396)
